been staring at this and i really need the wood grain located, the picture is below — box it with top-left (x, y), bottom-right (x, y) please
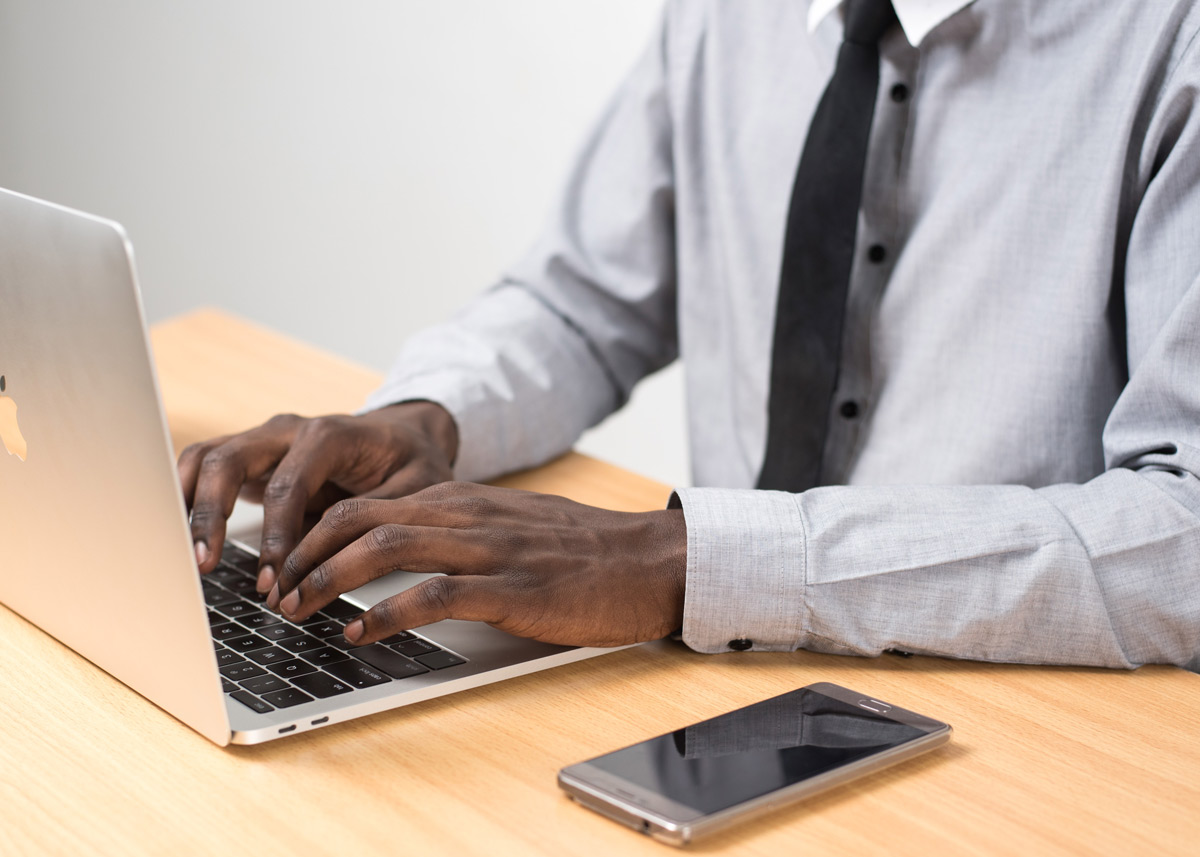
top-left (3, 308), bottom-right (1198, 856)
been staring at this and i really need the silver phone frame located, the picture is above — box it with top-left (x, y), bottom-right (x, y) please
top-left (557, 681), bottom-right (952, 846)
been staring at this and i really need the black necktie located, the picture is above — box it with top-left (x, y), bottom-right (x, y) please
top-left (757, 0), bottom-right (898, 492)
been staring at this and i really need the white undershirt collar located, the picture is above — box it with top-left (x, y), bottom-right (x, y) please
top-left (808, 0), bottom-right (975, 47)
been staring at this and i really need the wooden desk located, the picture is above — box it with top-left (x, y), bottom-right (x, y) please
top-left (3, 309), bottom-right (1198, 856)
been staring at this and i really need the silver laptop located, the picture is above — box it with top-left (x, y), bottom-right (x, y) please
top-left (0, 186), bottom-right (628, 745)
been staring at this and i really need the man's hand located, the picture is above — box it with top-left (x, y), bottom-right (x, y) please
top-left (267, 482), bottom-right (688, 648)
top-left (178, 402), bottom-right (458, 592)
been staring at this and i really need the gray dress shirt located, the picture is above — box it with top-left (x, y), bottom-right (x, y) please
top-left (365, 0), bottom-right (1200, 670)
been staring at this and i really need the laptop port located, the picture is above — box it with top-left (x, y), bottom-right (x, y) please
top-left (311, 717), bottom-right (329, 726)
top-left (278, 725), bottom-right (296, 734)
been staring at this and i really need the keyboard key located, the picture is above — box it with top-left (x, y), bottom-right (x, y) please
top-left (301, 611), bottom-right (338, 625)
top-left (240, 675), bottom-right (289, 695)
top-left (353, 645), bottom-right (430, 679)
top-left (320, 599), bottom-right (362, 621)
top-left (291, 671), bottom-right (354, 699)
top-left (215, 647), bottom-right (246, 667)
top-left (202, 584), bottom-right (240, 607)
top-left (220, 544), bottom-right (259, 572)
top-left (415, 651), bottom-right (468, 671)
top-left (207, 567), bottom-right (246, 587)
top-left (326, 636), bottom-right (370, 651)
top-left (267, 659), bottom-right (318, 679)
top-left (221, 678), bottom-right (238, 693)
top-left (207, 611), bottom-right (224, 626)
top-left (220, 662), bottom-right (268, 681)
top-left (277, 634), bottom-right (324, 653)
top-left (393, 639), bottom-right (439, 658)
top-left (216, 602), bottom-right (259, 619)
top-left (230, 690), bottom-right (273, 713)
top-left (224, 634), bottom-right (275, 653)
top-left (259, 624), bottom-right (305, 642)
top-left (241, 587), bottom-right (270, 604)
top-left (302, 620), bottom-right (345, 639)
top-left (211, 622), bottom-right (248, 642)
top-left (380, 632), bottom-right (416, 644)
top-left (261, 688), bottom-right (315, 709)
top-left (325, 660), bottom-right (392, 689)
top-left (246, 646), bottom-right (294, 666)
top-left (299, 646), bottom-right (351, 667)
top-left (240, 611), bottom-right (285, 630)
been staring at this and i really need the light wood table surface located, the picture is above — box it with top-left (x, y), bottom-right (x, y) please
top-left (3, 308), bottom-right (1199, 857)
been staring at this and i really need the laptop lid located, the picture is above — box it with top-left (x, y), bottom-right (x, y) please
top-left (0, 187), bottom-right (232, 745)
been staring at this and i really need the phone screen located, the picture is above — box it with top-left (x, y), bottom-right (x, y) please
top-left (585, 686), bottom-right (928, 814)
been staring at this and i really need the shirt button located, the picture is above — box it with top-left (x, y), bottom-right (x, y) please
top-left (890, 83), bottom-right (910, 103)
top-left (839, 400), bottom-right (860, 419)
top-left (867, 244), bottom-right (887, 264)
top-left (728, 638), bottom-right (753, 651)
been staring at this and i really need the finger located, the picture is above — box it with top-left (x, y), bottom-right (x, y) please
top-left (189, 430), bottom-right (295, 573)
top-left (177, 436), bottom-right (231, 511)
top-left (276, 516), bottom-right (491, 621)
top-left (255, 422), bottom-right (356, 592)
top-left (275, 496), bottom-right (425, 599)
top-left (343, 576), bottom-right (509, 645)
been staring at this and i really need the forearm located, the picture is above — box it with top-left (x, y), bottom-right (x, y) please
top-left (364, 284), bottom-right (623, 483)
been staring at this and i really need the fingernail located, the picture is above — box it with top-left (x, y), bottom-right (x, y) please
top-left (266, 584), bottom-right (280, 611)
top-left (256, 565), bottom-right (276, 593)
top-left (194, 541), bottom-right (210, 568)
top-left (344, 619), bottom-right (364, 643)
top-left (280, 589), bottom-right (300, 616)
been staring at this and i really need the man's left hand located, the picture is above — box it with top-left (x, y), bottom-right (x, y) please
top-left (267, 482), bottom-right (687, 648)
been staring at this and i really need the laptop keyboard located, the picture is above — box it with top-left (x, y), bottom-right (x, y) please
top-left (207, 543), bottom-right (467, 715)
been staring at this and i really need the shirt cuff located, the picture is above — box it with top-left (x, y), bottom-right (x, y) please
top-left (359, 374), bottom-right (507, 485)
top-left (672, 487), bottom-right (811, 654)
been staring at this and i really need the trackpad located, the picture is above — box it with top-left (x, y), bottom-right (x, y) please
top-left (347, 569), bottom-right (440, 607)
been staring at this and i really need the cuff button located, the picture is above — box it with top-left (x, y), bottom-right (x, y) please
top-left (728, 638), bottom-right (753, 651)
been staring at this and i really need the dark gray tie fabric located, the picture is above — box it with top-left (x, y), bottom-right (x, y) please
top-left (757, 0), bottom-right (899, 492)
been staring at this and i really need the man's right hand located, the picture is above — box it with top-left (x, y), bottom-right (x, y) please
top-left (177, 401), bottom-right (458, 593)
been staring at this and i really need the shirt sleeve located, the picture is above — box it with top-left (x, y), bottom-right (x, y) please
top-left (676, 42), bottom-right (1200, 672)
top-left (363, 10), bottom-right (677, 484)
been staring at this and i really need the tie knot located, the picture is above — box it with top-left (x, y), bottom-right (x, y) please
top-left (842, 0), bottom-right (898, 46)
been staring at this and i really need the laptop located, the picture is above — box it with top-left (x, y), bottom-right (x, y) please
top-left (0, 186), bottom-right (630, 745)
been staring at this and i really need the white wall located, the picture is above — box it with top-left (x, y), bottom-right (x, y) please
top-left (0, 0), bottom-right (690, 488)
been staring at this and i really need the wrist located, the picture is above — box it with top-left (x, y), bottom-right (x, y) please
top-left (646, 507), bottom-right (688, 634)
top-left (382, 400), bottom-right (460, 464)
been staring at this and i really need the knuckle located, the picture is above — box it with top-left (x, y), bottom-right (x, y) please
top-left (266, 413), bottom-right (301, 429)
top-left (451, 494), bottom-right (498, 526)
top-left (324, 498), bottom-right (367, 530)
top-left (300, 415), bottom-right (341, 442)
top-left (188, 502), bottom-right (220, 525)
top-left (370, 596), bottom-right (399, 632)
top-left (417, 576), bottom-right (457, 614)
top-left (419, 480), bottom-right (463, 501)
top-left (365, 524), bottom-right (406, 557)
top-left (261, 476), bottom-right (298, 505)
top-left (258, 532), bottom-right (289, 552)
top-left (197, 446), bottom-right (239, 475)
top-left (306, 564), bottom-right (335, 596)
top-left (179, 442), bottom-right (208, 463)
top-left (280, 554), bottom-right (305, 587)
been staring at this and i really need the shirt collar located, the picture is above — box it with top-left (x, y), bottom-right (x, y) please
top-left (808, 0), bottom-right (975, 47)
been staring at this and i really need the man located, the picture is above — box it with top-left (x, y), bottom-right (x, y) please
top-left (182, 0), bottom-right (1200, 670)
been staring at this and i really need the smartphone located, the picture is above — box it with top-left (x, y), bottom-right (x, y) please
top-left (558, 681), bottom-right (951, 846)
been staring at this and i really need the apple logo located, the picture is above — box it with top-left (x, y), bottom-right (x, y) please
top-left (0, 375), bottom-right (28, 461)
